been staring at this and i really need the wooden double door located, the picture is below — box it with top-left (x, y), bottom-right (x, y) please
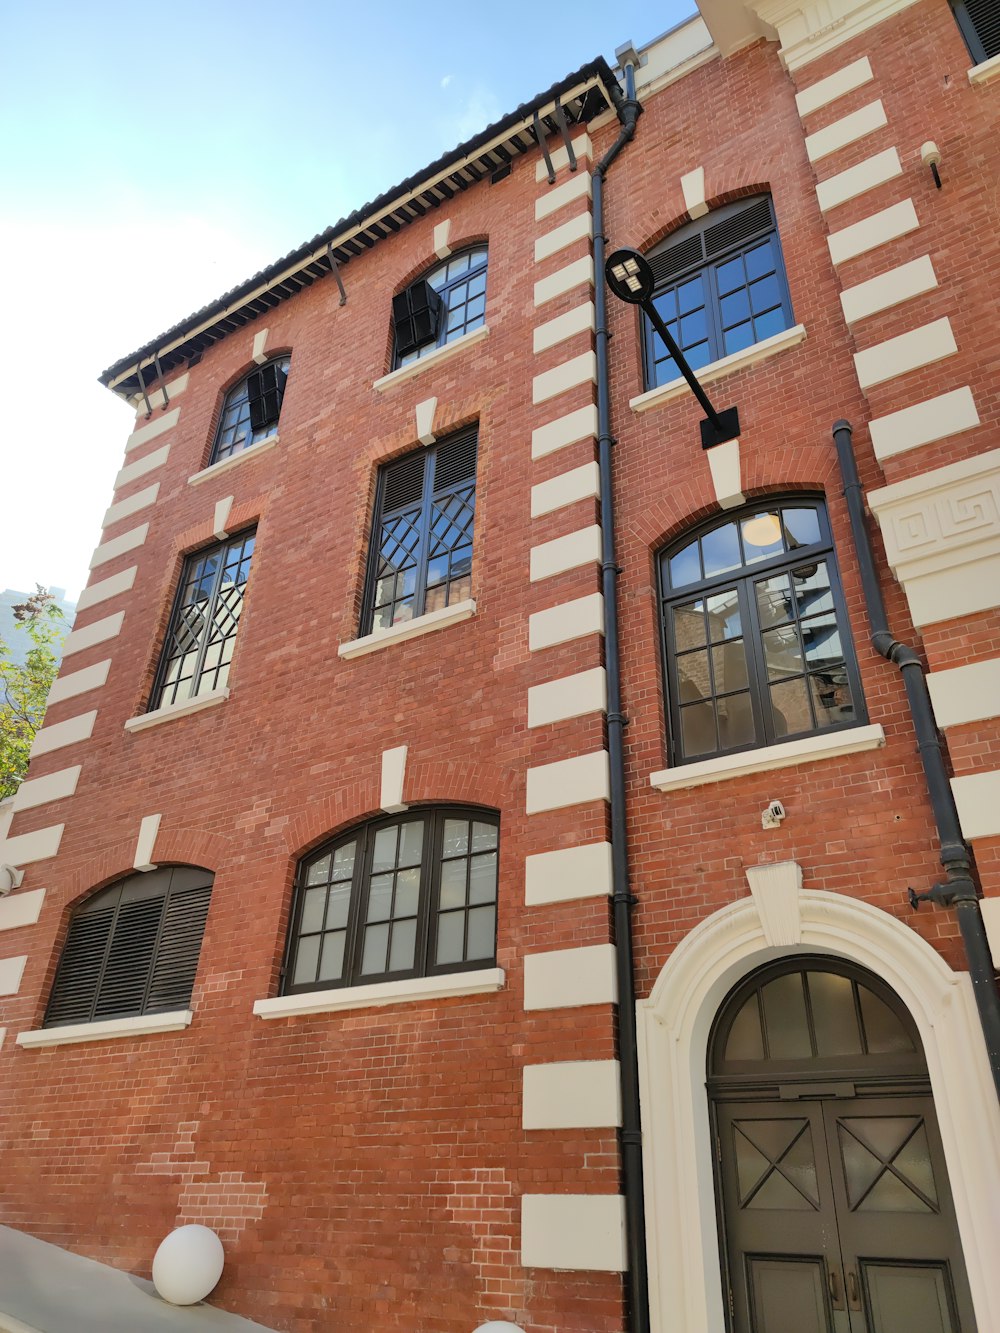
top-left (715, 1089), bottom-right (976, 1332)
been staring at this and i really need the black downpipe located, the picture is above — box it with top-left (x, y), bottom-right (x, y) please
top-left (594, 65), bottom-right (649, 1333)
top-left (833, 418), bottom-right (1000, 1101)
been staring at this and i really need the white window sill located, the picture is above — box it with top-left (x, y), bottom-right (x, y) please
top-left (253, 967), bottom-right (505, 1020)
top-left (629, 324), bottom-right (807, 415)
top-left (649, 723), bottom-right (885, 792)
top-left (124, 687), bottom-right (229, 733)
top-left (372, 325), bottom-right (490, 392)
top-left (338, 599), bottom-right (475, 659)
top-left (17, 1009), bottom-right (193, 1049)
top-left (188, 434), bottom-right (279, 486)
top-left (969, 53), bottom-right (1000, 86)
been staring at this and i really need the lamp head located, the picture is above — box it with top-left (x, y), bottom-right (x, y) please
top-left (605, 248), bottom-right (655, 305)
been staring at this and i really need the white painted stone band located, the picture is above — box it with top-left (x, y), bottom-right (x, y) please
top-left (0, 888), bottom-right (45, 932)
top-left (534, 211), bottom-right (593, 263)
top-left (531, 404), bottom-right (598, 460)
top-left (854, 318), bottom-right (957, 390)
top-left (840, 254), bottom-right (937, 325)
top-left (75, 568), bottom-right (137, 614)
top-left (650, 724), bottom-right (885, 790)
top-left (521, 1194), bottom-right (627, 1271)
top-left (0, 955), bottom-right (28, 996)
top-left (102, 483), bottom-right (159, 531)
top-left (534, 170), bottom-right (592, 222)
top-left (952, 772), bottom-right (1000, 841)
top-left (114, 443), bottom-right (170, 491)
top-left (532, 351), bottom-right (597, 405)
top-left (827, 200), bottom-right (919, 266)
top-left (11, 766), bottom-right (81, 813)
top-left (526, 750), bottom-right (610, 814)
top-left (533, 303), bottom-right (595, 355)
top-left (816, 147), bottom-right (902, 213)
top-left (795, 56), bottom-right (873, 118)
top-left (527, 666), bottom-right (607, 728)
top-left (254, 967), bottom-right (505, 1019)
top-left (524, 840), bottom-right (613, 905)
top-left (523, 942), bottom-right (617, 1010)
top-left (530, 461), bottom-right (600, 519)
top-left (124, 407), bottom-right (180, 454)
top-left (528, 593), bottom-right (604, 651)
top-left (47, 659), bottom-right (111, 705)
top-left (0, 824), bottom-right (64, 867)
top-left (805, 100), bottom-right (887, 163)
top-left (90, 523), bottom-right (149, 571)
top-left (522, 1060), bottom-right (622, 1129)
top-left (30, 711), bottom-right (97, 758)
top-left (529, 525), bottom-right (602, 582)
top-left (869, 387), bottom-right (980, 462)
top-left (61, 611), bottom-right (125, 658)
top-left (533, 256), bottom-right (594, 308)
top-left (927, 659), bottom-right (1000, 729)
top-left (17, 1009), bottom-right (193, 1048)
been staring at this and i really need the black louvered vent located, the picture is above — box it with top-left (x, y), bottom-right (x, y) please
top-left (648, 234), bottom-right (703, 288)
top-left (94, 897), bottom-right (163, 1020)
top-left (703, 197), bottom-right (773, 262)
top-left (964, 0), bottom-right (1000, 58)
top-left (382, 452), bottom-right (426, 512)
top-left (43, 867), bottom-right (213, 1028)
top-left (247, 362), bottom-right (287, 433)
top-left (146, 885), bottom-right (212, 1012)
top-left (433, 428), bottom-right (478, 493)
top-left (44, 908), bottom-right (115, 1027)
top-left (392, 280), bottom-right (443, 358)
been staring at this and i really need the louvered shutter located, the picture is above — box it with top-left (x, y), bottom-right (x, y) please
top-left (431, 426), bottom-right (478, 495)
top-left (246, 362), bottom-right (287, 433)
top-left (44, 907), bottom-right (115, 1027)
top-left (93, 896), bottom-right (163, 1019)
top-left (392, 280), bottom-right (443, 358)
top-left (962, 0), bottom-right (999, 59)
top-left (382, 451), bottom-right (426, 513)
top-left (648, 196), bottom-right (775, 287)
top-left (146, 883), bottom-right (212, 1012)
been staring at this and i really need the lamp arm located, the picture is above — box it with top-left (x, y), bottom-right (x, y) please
top-left (642, 300), bottom-right (726, 430)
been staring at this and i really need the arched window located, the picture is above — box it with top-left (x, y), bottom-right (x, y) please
top-left (950, 0), bottom-right (998, 63)
top-left (658, 498), bottom-right (865, 763)
top-left (210, 355), bottom-right (290, 465)
top-left (642, 195), bottom-right (793, 390)
top-left (44, 866), bottom-right (213, 1028)
top-left (284, 808), bottom-right (499, 994)
top-left (392, 248), bottom-right (487, 369)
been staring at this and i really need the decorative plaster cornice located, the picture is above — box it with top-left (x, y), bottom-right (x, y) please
top-left (698, 0), bottom-right (923, 69)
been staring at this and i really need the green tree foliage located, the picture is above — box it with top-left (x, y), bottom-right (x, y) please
top-left (0, 587), bottom-right (66, 799)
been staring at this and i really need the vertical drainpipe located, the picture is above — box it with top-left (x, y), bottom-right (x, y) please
top-left (833, 419), bottom-right (1000, 1101)
top-left (593, 62), bottom-right (650, 1333)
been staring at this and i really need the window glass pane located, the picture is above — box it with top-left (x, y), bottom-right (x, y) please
top-left (326, 883), bottom-right (351, 930)
top-left (293, 934), bottom-right (320, 986)
top-left (388, 919), bottom-right (417, 972)
top-left (802, 614), bottom-right (841, 667)
top-left (680, 309), bottom-right (707, 345)
top-left (672, 601), bottom-right (707, 651)
top-left (770, 676), bottom-right (812, 736)
top-left (652, 288), bottom-right (679, 323)
top-left (716, 255), bottom-right (745, 295)
top-left (706, 590), bottom-right (742, 640)
top-left (471, 821), bottom-right (497, 853)
top-left (681, 700), bottom-right (717, 756)
top-left (466, 906), bottom-right (496, 960)
top-left (713, 643), bottom-right (749, 692)
top-left (724, 996), bottom-right (764, 1061)
top-left (372, 827), bottom-right (397, 873)
top-left (742, 510), bottom-right (784, 560)
top-left (332, 842), bottom-right (356, 880)
top-left (756, 573), bottom-right (793, 627)
top-left (791, 561), bottom-right (833, 617)
top-left (667, 541), bottom-right (701, 589)
top-left (808, 971), bottom-right (863, 1056)
top-left (761, 973), bottom-right (812, 1058)
top-left (395, 867), bottom-right (421, 917)
top-left (724, 322), bottom-right (754, 356)
top-left (469, 853), bottom-right (497, 904)
top-left (809, 671), bottom-right (856, 727)
top-left (443, 819), bottom-right (469, 857)
top-left (436, 912), bottom-right (465, 965)
top-left (678, 650), bottom-right (711, 701)
top-left (749, 274), bottom-right (781, 314)
top-left (399, 821), bottom-right (423, 866)
top-left (859, 987), bottom-right (914, 1054)
top-left (745, 238), bottom-right (775, 280)
top-left (753, 306), bottom-right (790, 342)
top-left (361, 923), bottom-right (390, 974)
top-left (700, 523), bottom-right (741, 578)
top-left (685, 341), bottom-right (712, 372)
top-left (306, 855), bottom-right (331, 887)
top-left (718, 693), bottom-right (755, 748)
top-left (300, 887), bottom-right (326, 934)
top-left (720, 289), bottom-right (750, 328)
top-left (440, 858), bottom-right (467, 909)
top-left (318, 932), bottom-right (346, 983)
top-left (366, 874), bottom-right (394, 923)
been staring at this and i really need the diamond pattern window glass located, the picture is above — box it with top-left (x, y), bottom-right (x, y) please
top-left (642, 196), bottom-right (794, 390)
top-left (284, 808), bottom-right (499, 995)
top-left (393, 248), bottom-right (488, 368)
top-left (659, 499), bottom-right (865, 764)
top-left (363, 427), bottom-right (477, 633)
top-left (210, 357), bottom-right (290, 465)
top-left (44, 867), bottom-right (213, 1028)
top-left (151, 530), bottom-right (255, 711)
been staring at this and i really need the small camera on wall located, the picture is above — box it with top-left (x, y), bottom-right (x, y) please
top-left (761, 800), bottom-right (786, 830)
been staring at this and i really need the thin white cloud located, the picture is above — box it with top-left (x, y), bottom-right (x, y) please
top-left (440, 74), bottom-right (453, 89)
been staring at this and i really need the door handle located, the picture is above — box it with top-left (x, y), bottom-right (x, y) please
top-left (828, 1266), bottom-right (844, 1310)
top-left (847, 1270), bottom-right (861, 1310)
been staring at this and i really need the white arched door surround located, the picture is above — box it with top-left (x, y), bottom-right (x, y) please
top-left (636, 881), bottom-right (1000, 1333)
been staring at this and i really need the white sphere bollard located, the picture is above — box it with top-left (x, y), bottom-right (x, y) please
top-left (473, 1325), bottom-right (526, 1333)
top-left (152, 1225), bottom-right (225, 1305)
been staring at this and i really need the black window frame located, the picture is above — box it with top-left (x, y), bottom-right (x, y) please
top-left (209, 355), bottom-right (290, 466)
top-left (360, 425), bottom-right (478, 635)
top-left (149, 528), bottom-right (256, 712)
top-left (657, 497), bottom-right (867, 765)
top-left (282, 806), bottom-right (500, 996)
top-left (391, 247), bottom-right (488, 369)
top-left (641, 195), bottom-right (794, 392)
top-left (950, 0), bottom-right (999, 63)
top-left (44, 866), bottom-right (213, 1028)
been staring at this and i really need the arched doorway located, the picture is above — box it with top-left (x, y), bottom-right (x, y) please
top-left (709, 958), bottom-right (976, 1332)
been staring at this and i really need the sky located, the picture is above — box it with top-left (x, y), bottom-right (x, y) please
top-left (0, 0), bottom-right (697, 604)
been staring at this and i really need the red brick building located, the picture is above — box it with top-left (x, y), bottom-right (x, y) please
top-left (2, 2), bottom-right (999, 1330)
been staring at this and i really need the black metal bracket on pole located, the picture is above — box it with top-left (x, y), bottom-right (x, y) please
top-left (642, 301), bottom-right (741, 448)
top-left (326, 243), bottom-right (347, 307)
top-left (551, 96), bottom-right (578, 172)
top-left (533, 108), bottom-right (556, 185)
